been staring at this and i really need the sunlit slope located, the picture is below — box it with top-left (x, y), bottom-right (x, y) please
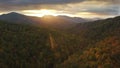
top-left (57, 16), bottom-right (120, 68)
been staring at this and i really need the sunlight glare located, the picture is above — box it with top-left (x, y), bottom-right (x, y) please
top-left (22, 9), bottom-right (58, 17)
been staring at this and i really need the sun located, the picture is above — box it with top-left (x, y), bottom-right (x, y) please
top-left (40, 9), bottom-right (57, 16)
top-left (22, 9), bottom-right (58, 17)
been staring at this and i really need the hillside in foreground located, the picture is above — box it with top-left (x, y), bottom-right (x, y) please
top-left (0, 20), bottom-right (84, 68)
top-left (0, 15), bottom-right (120, 68)
top-left (58, 16), bottom-right (120, 68)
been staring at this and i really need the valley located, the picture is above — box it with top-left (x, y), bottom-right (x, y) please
top-left (0, 13), bottom-right (120, 68)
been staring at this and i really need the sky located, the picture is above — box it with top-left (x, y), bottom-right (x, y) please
top-left (0, 0), bottom-right (120, 18)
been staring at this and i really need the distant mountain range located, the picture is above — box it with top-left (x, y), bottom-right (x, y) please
top-left (0, 12), bottom-right (94, 29)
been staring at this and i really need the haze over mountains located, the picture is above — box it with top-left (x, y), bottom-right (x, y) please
top-left (0, 12), bottom-right (94, 29)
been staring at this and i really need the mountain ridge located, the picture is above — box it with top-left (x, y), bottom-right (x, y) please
top-left (0, 12), bottom-right (94, 29)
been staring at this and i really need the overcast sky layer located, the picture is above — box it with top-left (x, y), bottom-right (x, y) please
top-left (0, 0), bottom-right (120, 18)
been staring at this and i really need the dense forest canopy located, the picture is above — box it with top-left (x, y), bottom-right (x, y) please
top-left (0, 15), bottom-right (120, 68)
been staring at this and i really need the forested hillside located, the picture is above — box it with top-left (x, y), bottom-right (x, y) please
top-left (57, 16), bottom-right (120, 68)
top-left (0, 20), bottom-right (84, 68)
top-left (0, 16), bottom-right (120, 68)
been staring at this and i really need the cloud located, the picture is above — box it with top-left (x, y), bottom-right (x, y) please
top-left (0, 0), bottom-right (120, 18)
top-left (0, 0), bottom-right (84, 11)
top-left (1, 0), bottom-right (120, 5)
top-left (58, 1), bottom-right (120, 15)
top-left (0, 0), bottom-right (84, 5)
top-left (0, 0), bottom-right (119, 11)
